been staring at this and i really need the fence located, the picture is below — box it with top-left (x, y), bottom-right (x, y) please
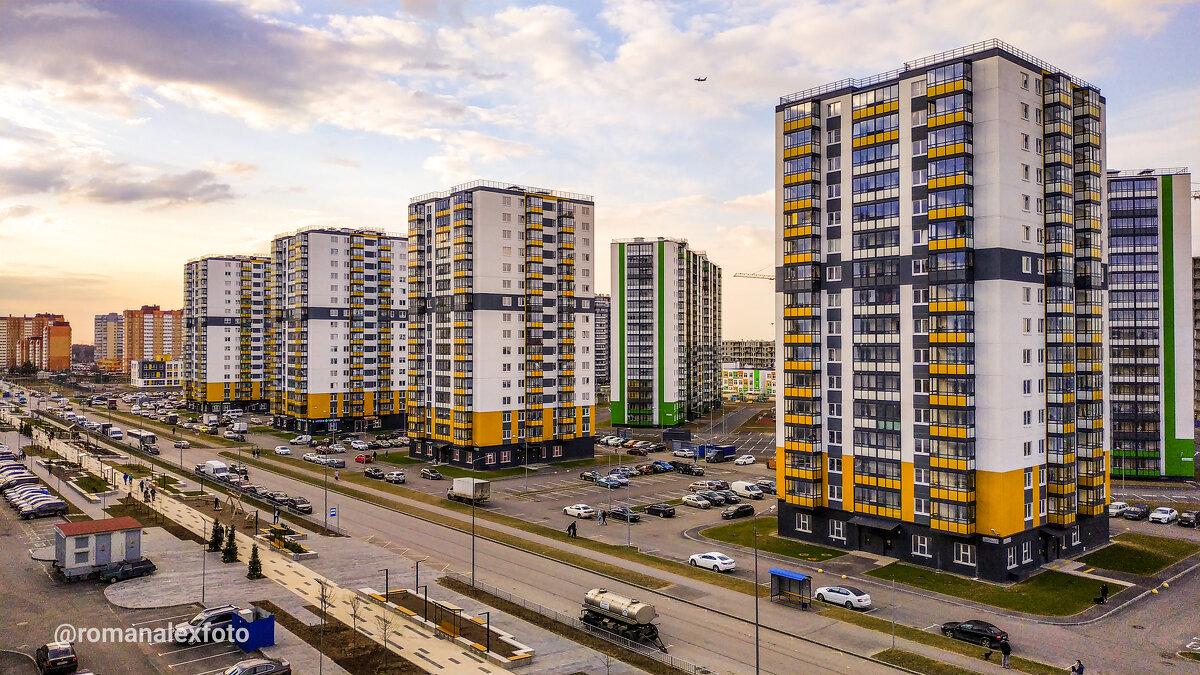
top-left (443, 572), bottom-right (710, 675)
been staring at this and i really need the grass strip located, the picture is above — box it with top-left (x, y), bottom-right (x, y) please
top-left (427, 464), bottom-right (534, 479)
top-left (112, 463), bottom-right (153, 478)
top-left (232, 451), bottom-right (792, 597)
top-left (702, 516), bottom-right (844, 562)
top-left (84, 408), bottom-right (242, 447)
top-left (439, 576), bottom-right (688, 674)
top-left (253, 600), bottom-right (423, 674)
top-left (75, 472), bottom-right (110, 494)
top-left (1078, 532), bottom-right (1200, 575)
top-left (824, 607), bottom-right (1061, 675)
top-left (865, 562), bottom-right (1114, 616)
top-left (375, 452), bottom-right (424, 465)
top-left (1179, 651), bottom-right (1200, 662)
top-left (873, 648), bottom-right (982, 675)
top-left (249, 426), bottom-right (295, 441)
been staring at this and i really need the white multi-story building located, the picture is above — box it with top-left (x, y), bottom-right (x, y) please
top-left (131, 358), bottom-right (184, 389)
top-left (267, 228), bottom-right (408, 434)
top-left (183, 255), bottom-right (270, 412)
top-left (406, 181), bottom-right (597, 468)
top-left (93, 313), bottom-right (123, 369)
top-left (609, 237), bottom-right (722, 427)
top-left (774, 39), bottom-right (1108, 581)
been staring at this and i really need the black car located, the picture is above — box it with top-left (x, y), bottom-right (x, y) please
top-left (607, 507), bottom-right (641, 523)
top-left (141, 444), bottom-right (161, 455)
top-left (35, 641), bottom-right (77, 674)
top-left (20, 500), bottom-right (68, 520)
top-left (1178, 511), bottom-right (1197, 527)
top-left (941, 620), bottom-right (1008, 648)
top-left (365, 467), bottom-right (385, 479)
top-left (717, 489), bottom-right (740, 504)
top-left (756, 479), bottom-right (777, 495)
top-left (580, 471), bottom-right (601, 482)
top-left (421, 468), bottom-right (443, 480)
top-left (697, 490), bottom-right (726, 506)
top-left (1123, 503), bottom-right (1152, 520)
top-left (671, 461), bottom-right (705, 476)
top-left (286, 496), bottom-right (312, 514)
top-left (626, 447), bottom-right (648, 456)
top-left (101, 558), bottom-right (157, 583)
top-left (644, 503), bottom-right (676, 518)
top-left (722, 504), bottom-right (755, 520)
top-left (222, 657), bottom-right (292, 675)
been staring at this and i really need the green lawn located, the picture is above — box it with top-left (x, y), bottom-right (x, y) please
top-left (250, 426), bottom-right (294, 440)
top-left (1079, 532), bottom-right (1200, 575)
top-left (1180, 651), bottom-right (1200, 662)
top-left (75, 473), bottom-right (110, 494)
top-left (702, 516), bottom-right (844, 562)
top-left (374, 452), bottom-right (424, 465)
top-left (432, 464), bottom-right (534, 479)
top-left (865, 562), bottom-right (1115, 616)
top-left (873, 649), bottom-right (982, 675)
top-left (112, 463), bottom-right (152, 478)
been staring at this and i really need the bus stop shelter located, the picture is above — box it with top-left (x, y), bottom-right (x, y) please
top-left (769, 568), bottom-right (811, 609)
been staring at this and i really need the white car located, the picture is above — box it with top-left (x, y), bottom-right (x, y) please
top-left (1107, 501), bottom-right (1128, 517)
top-left (563, 504), bottom-right (597, 519)
top-left (689, 551), bottom-right (736, 572)
top-left (733, 454), bottom-right (756, 465)
top-left (329, 444), bottom-right (347, 454)
top-left (274, 446), bottom-right (291, 455)
top-left (1149, 507), bottom-right (1179, 524)
top-left (302, 453), bottom-right (321, 463)
top-left (815, 585), bottom-right (873, 609)
top-left (682, 494), bottom-right (712, 509)
top-left (672, 448), bottom-right (696, 458)
top-left (384, 471), bottom-right (406, 484)
top-left (349, 440), bottom-right (369, 451)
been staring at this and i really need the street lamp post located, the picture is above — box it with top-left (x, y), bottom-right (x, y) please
top-left (380, 568), bottom-right (389, 601)
top-left (478, 611), bottom-right (491, 654)
top-left (414, 556), bottom-right (426, 591)
top-left (323, 462), bottom-right (329, 532)
top-left (753, 505), bottom-right (777, 675)
top-left (416, 584), bottom-right (428, 622)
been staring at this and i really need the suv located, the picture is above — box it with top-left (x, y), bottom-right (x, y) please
top-left (1123, 503), bottom-right (1152, 520)
top-left (1107, 501), bottom-right (1128, 517)
top-left (101, 558), bottom-right (157, 583)
top-left (174, 605), bottom-right (240, 643)
top-left (421, 468), bottom-right (444, 480)
top-left (35, 642), bottom-right (77, 674)
top-left (671, 461), bottom-right (705, 476)
top-left (722, 503), bottom-right (755, 520)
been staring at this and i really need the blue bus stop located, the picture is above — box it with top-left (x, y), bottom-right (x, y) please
top-left (769, 568), bottom-right (812, 609)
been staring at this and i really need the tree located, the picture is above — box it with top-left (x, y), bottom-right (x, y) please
top-left (208, 518), bottom-right (224, 552)
top-left (222, 524), bottom-right (239, 563)
top-left (19, 362), bottom-right (36, 377)
top-left (246, 544), bottom-right (264, 579)
top-left (374, 610), bottom-right (395, 669)
top-left (348, 593), bottom-right (365, 637)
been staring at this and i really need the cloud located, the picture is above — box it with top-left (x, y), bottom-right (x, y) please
top-left (323, 155), bottom-right (360, 169)
top-left (422, 131), bottom-right (538, 185)
top-left (0, 204), bottom-right (41, 223)
top-left (0, 162), bottom-right (70, 196)
top-left (206, 159), bottom-right (258, 174)
top-left (81, 170), bottom-right (235, 206)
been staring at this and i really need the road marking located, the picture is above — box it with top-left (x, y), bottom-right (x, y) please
top-left (1081, 568), bottom-right (1095, 574)
top-left (157, 643), bottom-right (213, 657)
top-left (167, 649), bottom-right (241, 667)
top-left (924, 624), bottom-right (940, 631)
top-left (132, 612), bottom-right (195, 626)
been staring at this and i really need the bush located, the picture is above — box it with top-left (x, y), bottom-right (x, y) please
top-left (246, 544), bottom-right (264, 579)
top-left (222, 524), bottom-right (239, 563)
top-left (208, 519), bottom-right (224, 553)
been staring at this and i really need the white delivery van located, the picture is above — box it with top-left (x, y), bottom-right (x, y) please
top-left (731, 480), bottom-right (765, 500)
top-left (108, 427), bottom-right (124, 440)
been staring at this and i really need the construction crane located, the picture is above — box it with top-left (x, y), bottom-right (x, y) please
top-left (733, 272), bottom-right (774, 280)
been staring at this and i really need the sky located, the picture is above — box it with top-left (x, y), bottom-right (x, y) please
top-left (1, 0), bottom-right (1198, 344)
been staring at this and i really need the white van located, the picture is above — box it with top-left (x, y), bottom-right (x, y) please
top-left (108, 427), bottom-right (124, 440)
top-left (731, 480), bottom-right (765, 500)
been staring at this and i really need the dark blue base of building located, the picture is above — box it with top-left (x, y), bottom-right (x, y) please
top-left (408, 437), bottom-right (595, 469)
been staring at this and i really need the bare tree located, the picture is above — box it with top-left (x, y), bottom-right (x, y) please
top-left (315, 579), bottom-right (331, 675)
top-left (349, 593), bottom-right (365, 636)
top-left (374, 610), bottom-right (395, 669)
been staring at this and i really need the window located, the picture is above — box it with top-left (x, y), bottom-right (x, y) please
top-left (1020, 72), bottom-right (1029, 89)
top-left (914, 468), bottom-right (930, 485)
top-left (827, 101), bottom-right (842, 117)
top-left (828, 183), bottom-right (841, 198)
top-left (829, 520), bottom-right (845, 541)
top-left (502, 229), bottom-right (512, 239)
top-left (1022, 225), bottom-right (1031, 242)
top-left (1022, 164), bottom-right (1030, 181)
top-left (1022, 349), bottom-right (1031, 363)
top-left (1023, 379), bottom-right (1032, 395)
top-left (1021, 256), bottom-right (1031, 273)
top-left (828, 156), bottom-right (841, 171)
top-left (1007, 547), bottom-right (1017, 569)
top-left (911, 80), bottom-right (925, 97)
top-left (953, 542), bottom-right (977, 566)
top-left (828, 484), bottom-right (843, 500)
top-left (829, 457), bottom-right (843, 472)
top-left (828, 129), bottom-right (841, 144)
top-left (1022, 318), bottom-right (1032, 333)
top-left (1023, 441), bottom-right (1032, 456)
top-left (912, 259), bottom-right (927, 275)
top-left (1036, 167), bottom-right (1043, 184)
top-left (913, 228), bottom-right (926, 244)
top-left (1021, 133), bottom-right (1030, 150)
top-left (827, 320), bottom-right (840, 333)
top-left (1025, 502), bottom-right (1033, 520)
top-left (1024, 470), bottom-right (1033, 489)
top-left (1022, 541), bottom-right (1033, 563)
top-left (914, 497), bottom-right (930, 515)
top-left (827, 239), bottom-right (841, 253)
top-left (797, 513), bottom-right (812, 533)
top-left (1021, 102), bottom-right (1030, 119)
top-left (913, 138), bottom-right (927, 155)
top-left (502, 246), bottom-right (512, 256)
top-left (1022, 195), bottom-right (1031, 211)
top-left (1023, 410), bottom-right (1032, 425)
top-left (912, 535), bottom-right (931, 557)
top-left (827, 266), bottom-right (842, 282)
top-left (1072, 528), bottom-right (1081, 546)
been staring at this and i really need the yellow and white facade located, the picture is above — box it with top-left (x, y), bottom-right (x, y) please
top-left (774, 40), bottom-right (1109, 581)
top-left (184, 255), bottom-right (270, 412)
top-left (406, 181), bottom-right (597, 468)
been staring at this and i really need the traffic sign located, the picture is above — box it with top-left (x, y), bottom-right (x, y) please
top-left (329, 507), bottom-right (337, 518)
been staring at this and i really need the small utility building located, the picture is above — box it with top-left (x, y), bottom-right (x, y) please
top-left (54, 516), bottom-right (143, 580)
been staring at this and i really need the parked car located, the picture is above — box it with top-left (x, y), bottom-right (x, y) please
top-left (328, 444), bottom-right (347, 454)
top-left (174, 605), bottom-right (241, 644)
top-left (697, 490), bottom-right (726, 506)
top-left (1123, 503), bottom-right (1152, 520)
top-left (716, 489), bottom-right (740, 504)
top-left (626, 447), bottom-right (649, 456)
top-left (174, 440), bottom-right (191, 449)
top-left (289, 435), bottom-right (312, 445)
top-left (580, 471), bottom-right (601, 482)
top-left (815, 585), bottom-right (873, 610)
top-left (286, 497), bottom-right (312, 514)
top-left (421, 468), bottom-right (443, 480)
top-left (646, 443), bottom-right (667, 453)
top-left (222, 431), bottom-right (246, 441)
top-left (672, 448), bottom-right (696, 458)
top-left (34, 641), bottom-right (77, 675)
top-left (564, 504), bottom-right (596, 518)
top-left (608, 507), bottom-right (641, 523)
top-left (756, 479), bottom-right (777, 495)
top-left (941, 620), bottom-right (1008, 648)
top-left (652, 460), bottom-right (674, 472)
top-left (733, 454), bottom-right (756, 465)
top-left (1178, 511), bottom-right (1198, 527)
top-left (634, 464), bottom-right (656, 475)
top-left (349, 440), bottom-right (370, 452)
top-left (688, 480), bottom-right (711, 492)
top-left (721, 504), bottom-right (755, 520)
top-left (384, 471), bottom-right (406, 484)
top-left (596, 476), bottom-right (621, 489)
top-left (606, 473), bottom-right (630, 486)
top-left (355, 454), bottom-right (372, 464)
top-left (644, 503), bottom-right (676, 518)
top-left (706, 479), bottom-right (730, 490)
top-left (274, 446), bottom-right (291, 455)
top-left (324, 458), bottom-right (346, 469)
top-left (1107, 501), bottom-right (1128, 517)
top-left (672, 461), bottom-right (704, 476)
top-left (365, 467), bottom-right (385, 479)
top-left (101, 558), bottom-right (157, 583)
top-left (1149, 507), bottom-right (1179, 524)
top-left (221, 657), bottom-right (292, 675)
top-left (20, 500), bottom-right (68, 520)
top-left (682, 494), bottom-right (712, 509)
top-left (302, 453), bottom-right (321, 463)
top-left (689, 551), bottom-right (736, 572)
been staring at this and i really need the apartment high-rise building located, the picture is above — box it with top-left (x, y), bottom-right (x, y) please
top-left (610, 237), bottom-right (722, 427)
top-left (722, 339), bottom-right (775, 369)
top-left (595, 294), bottom-right (611, 387)
top-left (774, 39), bottom-right (1108, 581)
top-left (93, 313), bottom-right (124, 371)
top-left (1107, 169), bottom-right (1195, 478)
top-left (0, 314), bottom-right (72, 371)
top-left (1194, 255), bottom-right (1200, 471)
top-left (122, 305), bottom-right (184, 373)
top-left (406, 181), bottom-right (597, 468)
top-left (267, 228), bottom-right (408, 433)
top-left (183, 255), bottom-right (270, 412)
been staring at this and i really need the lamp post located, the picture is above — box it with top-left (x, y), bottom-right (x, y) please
top-left (416, 584), bottom-right (428, 622)
top-left (380, 568), bottom-right (389, 601)
top-left (414, 556), bottom-right (427, 591)
top-left (478, 611), bottom-right (491, 655)
top-left (323, 462), bottom-right (329, 532)
top-left (753, 504), bottom-right (777, 675)
top-left (470, 453), bottom-right (486, 588)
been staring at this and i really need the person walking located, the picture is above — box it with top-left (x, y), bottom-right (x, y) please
top-left (1099, 582), bottom-right (1109, 604)
top-left (150, 486), bottom-right (157, 502)
top-left (334, 470), bottom-right (340, 481)
top-left (999, 638), bottom-right (1011, 669)
top-left (566, 521), bottom-right (577, 538)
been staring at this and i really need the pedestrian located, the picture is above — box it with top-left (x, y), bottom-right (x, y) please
top-left (214, 496), bottom-right (220, 511)
top-left (567, 521), bottom-right (577, 538)
top-left (1069, 659), bottom-right (1084, 675)
top-left (1099, 582), bottom-right (1109, 604)
top-left (598, 509), bottom-right (607, 525)
top-left (334, 470), bottom-right (340, 481)
top-left (150, 486), bottom-right (156, 502)
top-left (999, 638), bottom-right (1011, 669)
top-left (372, 450), bottom-right (378, 460)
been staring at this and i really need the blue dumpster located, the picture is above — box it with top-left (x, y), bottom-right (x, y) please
top-left (233, 607), bottom-right (276, 652)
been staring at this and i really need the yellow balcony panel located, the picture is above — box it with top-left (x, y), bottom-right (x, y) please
top-left (783, 225), bottom-right (815, 238)
top-left (855, 475), bottom-right (902, 490)
top-left (928, 332), bottom-right (970, 344)
top-left (930, 518), bottom-right (975, 535)
top-left (929, 425), bottom-right (970, 439)
top-left (927, 173), bottom-right (972, 189)
top-left (929, 394), bottom-right (970, 407)
top-left (1047, 482), bottom-right (1076, 496)
top-left (783, 171), bottom-right (817, 186)
top-left (930, 488), bottom-right (976, 503)
top-left (783, 468), bottom-right (822, 482)
top-left (783, 198), bottom-right (815, 212)
top-left (784, 253), bottom-right (814, 264)
top-left (851, 99), bottom-right (899, 120)
top-left (784, 334), bottom-right (815, 344)
top-left (927, 142), bottom-right (968, 159)
top-left (783, 441), bottom-right (818, 453)
top-left (783, 387), bottom-right (818, 399)
top-left (788, 494), bottom-right (823, 509)
top-left (928, 300), bottom-right (967, 313)
top-left (1078, 503), bottom-right (1105, 517)
top-left (782, 144), bottom-right (817, 159)
top-left (928, 110), bottom-right (969, 128)
top-left (783, 117), bottom-right (815, 131)
top-left (784, 306), bottom-right (814, 317)
top-left (851, 129), bottom-right (899, 148)
top-left (928, 205), bottom-right (969, 220)
top-left (783, 414), bottom-right (815, 425)
top-left (927, 79), bottom-right (969, 97)
top-left (927, 236), bottom-right (969, 251)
